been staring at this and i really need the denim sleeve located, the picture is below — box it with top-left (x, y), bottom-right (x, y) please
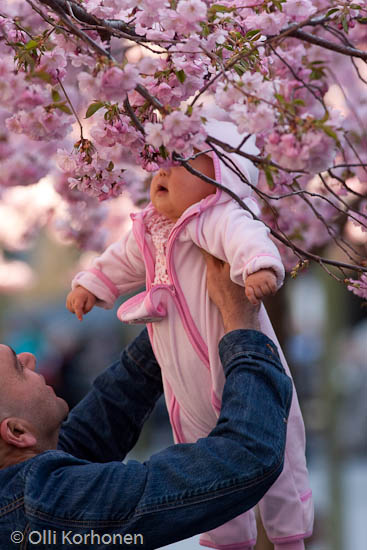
top-left (36, 330), bottom-right (293, 549)
top-left (57, 328), bottom-right (163, 462)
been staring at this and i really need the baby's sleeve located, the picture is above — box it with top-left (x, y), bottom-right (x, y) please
top-left (72, 229), bottom-right (146, 309)
top-left (191, 201), bottom-right (285, 289)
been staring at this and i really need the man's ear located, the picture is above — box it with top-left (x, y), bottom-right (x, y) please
top-left (0, 418), bottom-right (37, 448)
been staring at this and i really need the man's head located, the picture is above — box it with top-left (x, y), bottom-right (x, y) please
top-left (0, 345), bottom-right (69, 468)
top-left (150, 152), bottom-right (216, 222)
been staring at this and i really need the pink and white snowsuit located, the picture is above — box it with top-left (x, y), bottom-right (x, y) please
top-left (72, 121), bottom-right (314, 550)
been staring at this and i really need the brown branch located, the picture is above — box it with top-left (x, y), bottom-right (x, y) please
top-left (37, 0), bottom-right (142, 40)
top-left (288, 28), bottom-right (367, 60)
top-left (206, 136), bottom-right (307, 174)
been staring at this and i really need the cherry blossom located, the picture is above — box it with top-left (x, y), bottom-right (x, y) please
top-left (0, 0), bottom-right (365, 297)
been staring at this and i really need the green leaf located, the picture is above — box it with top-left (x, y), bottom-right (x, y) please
top-left (25, 39), bottom-right (39, 50)
top-left (175, 69), bottom-right (186, 83)
top-left (51, 89), bottom-right (61, 102)
top-left (322, 125), bottom-right (338, 141)
top-left (208, 4), bottom-right (232, 13)
top-left (32, 70), bottom-right (52, 83)
top-left (320, 110), bottom-right (330, 123)
top-left (159, 145), bottom-right (168, 159)
top-left (85, 101), bottom-right (105, 118)
top-left (200, 22), bottom-right (210, 37)
top-left (107, 161), bottom-right (114, 171)
top-left (293, 99), bottom-right (305, 106)
top-left (245, 29), bottom-right (261, 40)
top-left (325, 8), bottom-right (340, 17)
top-left (264, 165), bottom-right (274, 190)
top-left (342, 16), bottom-right (349, 33)
top-left (186, 105), bottom-right (193, 116)
top-left (274, 93), bottom-right (285, 104)
top-left (54, 103), bottom-right (72, 114)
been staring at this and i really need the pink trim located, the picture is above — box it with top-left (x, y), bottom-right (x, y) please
top-left (271, 531), bottom-right (313, 544)
top-left (300, 489), bottom-right (312, 502)
top-left (211, 150), bottom-right (222, 184)
top-left (145, 286), bottom-right (167, 316)
top-left (87, 268), bottom-right (119, 298)
top-left (118, 291), bottom-right (144, 310)
top-left (200, 538), bottom-right (256, 550)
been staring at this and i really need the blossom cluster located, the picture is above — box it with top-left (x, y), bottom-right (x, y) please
top-left (0, 0), bottom-right (366, 295)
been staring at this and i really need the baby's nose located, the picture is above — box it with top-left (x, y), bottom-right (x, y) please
top-left (159, 168), bottom-right (170, 176)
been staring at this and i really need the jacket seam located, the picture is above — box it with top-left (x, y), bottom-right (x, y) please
top-left (0, 496), bottom-right (24, 516)
top-left (134, 458), bottom-right (284, 515)
top-left (24, 459), bottom-right (283, 527)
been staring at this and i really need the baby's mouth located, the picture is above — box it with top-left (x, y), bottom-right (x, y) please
top-left (157, 183), bottom-right (168, 192)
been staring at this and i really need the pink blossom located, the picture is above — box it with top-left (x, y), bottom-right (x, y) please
top-left (101, 65), bottom-right (140, 102)
top-left (347, 273), bottom-right (367, 300)
top-left (283, 0), bottom-right (318, 22)
top-left (230, 103), bottom-right (276, 134)
top-left (39, 46), bottom-right (67, 81)
top-left (6, 106), bottom-right (71, 141)
top-left (145, 122), bottom-right (164, 148)
top-left (177, 0), bottom-right (207, 24)
top-left (244, 12), bottom-right (289, 35)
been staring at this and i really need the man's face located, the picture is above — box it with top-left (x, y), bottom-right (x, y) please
top-left (0, 345), bottom-right (69, 443)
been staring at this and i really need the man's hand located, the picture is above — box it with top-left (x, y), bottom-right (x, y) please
top-left (66, 286), bottom-right (97, 321)
top-left (202, 251), bottom-right (260, 333)
top-left (245, 269), bottom-right (277, 306)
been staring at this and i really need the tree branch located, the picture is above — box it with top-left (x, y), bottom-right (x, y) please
top-left (288, 28), bottom-right (367, 60)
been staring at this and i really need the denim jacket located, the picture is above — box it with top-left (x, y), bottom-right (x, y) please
top-left (0, 329), bottom-right (292, 549)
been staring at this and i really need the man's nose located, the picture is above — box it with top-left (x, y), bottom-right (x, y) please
top-left (18, 352), bottom-right (37, 371)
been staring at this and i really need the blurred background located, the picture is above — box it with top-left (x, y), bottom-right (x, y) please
top-left (0, 206), bottom-right (365, 550)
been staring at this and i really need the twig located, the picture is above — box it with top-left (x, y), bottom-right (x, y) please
top-left (57, 76), bottom-right (84, 139)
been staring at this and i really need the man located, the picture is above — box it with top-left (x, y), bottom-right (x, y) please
top-left (0, 255), bottom-right (292, 549)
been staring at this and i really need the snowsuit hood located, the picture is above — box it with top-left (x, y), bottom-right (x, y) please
top-left (203, 118), bottom-right (259, 202)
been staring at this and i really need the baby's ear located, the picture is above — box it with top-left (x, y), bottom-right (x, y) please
top-left (0, 418), bottom-right (37, 448)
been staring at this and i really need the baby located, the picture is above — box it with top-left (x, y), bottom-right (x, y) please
top-left (67, 121), bottom-right (313, 550)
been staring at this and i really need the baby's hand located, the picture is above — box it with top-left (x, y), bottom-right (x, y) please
top-left (66, 286), bottom-right (97, 321)
top-left (245, 269), bottom-right (277, 306)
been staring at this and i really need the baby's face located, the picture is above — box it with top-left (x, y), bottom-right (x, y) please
top-left (150, 153), bottom-right (216, 222)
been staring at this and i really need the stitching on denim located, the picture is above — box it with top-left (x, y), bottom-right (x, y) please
top-left (135, 458), bottom-right (284, 515)
top-left (0, 496), bottom-right (24, 516)
top-left (223, 351), bottom-right (283, 374)
top-left (26, 507), bottom-right (132, 529)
